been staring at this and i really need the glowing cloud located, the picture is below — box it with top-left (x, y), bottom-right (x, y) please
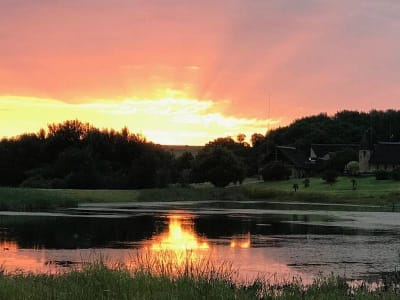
top-left (0, 95), bottom-right (279, 145)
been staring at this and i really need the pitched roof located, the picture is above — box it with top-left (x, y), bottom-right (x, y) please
top-left (311, 144), bottom-right (359, 158)
top-left (276, 146), bottom-right (307, 168)
top-left (370, 142), bottom-right (400, 164)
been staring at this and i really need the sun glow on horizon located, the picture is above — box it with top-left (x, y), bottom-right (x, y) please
top-left (0, 94), bottom-right (279, 145)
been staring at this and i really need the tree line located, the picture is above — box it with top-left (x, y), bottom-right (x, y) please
top-left (1, 110), bottom-right (400, 189)
top-left (261, 109), bottom-right (400, 153)
top-left (0, 120), bottom-right (251, 188)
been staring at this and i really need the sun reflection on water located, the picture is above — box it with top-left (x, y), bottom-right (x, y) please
top-left (230, 233), bottom-right (251, 249)
top-left (150, 215), bottom-right (209, 251)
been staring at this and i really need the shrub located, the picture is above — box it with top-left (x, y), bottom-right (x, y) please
top-left (322, 170), bottom-right (339, 184)
top-left (303, 178), bottom-right (310, 188)
top-left (346, 161), bottom-right (359, 176)
top-left (20, 176), bottom-right (53, 188)
top-left (351, 178), bottom-right (357, 190)
top-left (391, 167), bottom-right (400, 181)
top-left (375, 170), bottom-right (390, 180)
top-left (261, 162), bottom-right (291, 181)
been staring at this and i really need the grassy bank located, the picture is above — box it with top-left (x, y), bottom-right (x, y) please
top-left (0, 188), bottom-right (78, 211)
top-left (0, 263), bottom-right (398, 299)
top-left (1, 176), bottom-right (400, 211)
top-left (0, 186), bottom-right (247, 211)
top-left (244, 176), bottom-right (400, 207)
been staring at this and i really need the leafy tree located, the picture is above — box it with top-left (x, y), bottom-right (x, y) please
top-left (250, 133), bottom-right (264, 147)
top-left (173, 151), bottom-right (195, 186)
top-left (236, 133), bottom-right (246, 144)
top-left (175, 151), bottom-right (194, 171)
top-left (192, 146), bottom-right (245, 187)
top-left (0, 120), bottom-right (176, 189)
top-left (204, 136), bottom-right (251, 176)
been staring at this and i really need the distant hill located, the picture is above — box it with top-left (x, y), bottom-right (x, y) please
top-left (161, 145), bottom-right (203, 157)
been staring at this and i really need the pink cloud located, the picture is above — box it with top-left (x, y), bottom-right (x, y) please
top-left (0, 0), bottom-right (399, 126)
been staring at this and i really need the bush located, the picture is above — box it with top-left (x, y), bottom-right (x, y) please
top-left (391, 167), bottom-right (400, 181)
top-left (303, 178), bottom-right (310, 188)
top-left (322, 170), bottom-right (339, 184)
top-left (20, 176), bottom-right (53, 188)
top-left (346, 161), bottom-right (359, 176)
top-left (375, 170), bottom-right (390, 180)
top-left (261, 162), bottom-right (291, 181)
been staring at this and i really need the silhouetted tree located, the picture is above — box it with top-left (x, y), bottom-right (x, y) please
top-left (250, 133), bottom-right (264, 147)
top-left (192, 146), bottom-right (245, 187)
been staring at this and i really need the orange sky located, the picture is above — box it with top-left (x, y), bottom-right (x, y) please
top-left (1, 1), bottom-right (400, 145)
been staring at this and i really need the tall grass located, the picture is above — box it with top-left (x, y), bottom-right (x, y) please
top-left (0, 187), bottom-right (77, 211)
top-left (0, 186), bottom-right (247, 211)
top-left (131, 249), bottom-right (238, 284)
top-left (0, 258), bottom-right (399, 299)
top-left (0, 260), bottom-right (255, 300)
top-left (137, 186), bottom-right (247, 202)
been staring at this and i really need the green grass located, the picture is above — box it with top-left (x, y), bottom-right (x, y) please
top-left (52, 186), bottom-right (246, 203)
top-left (0, 186), bottom-right (247, 211)
top-left (1, 176), bottom-right (400, 211)
top-left (0, 188), bottom-right (78, 211)
top-left (0, 262), bottom-right (399, 299)
top-left (244, 176), bottom-right (400, 207)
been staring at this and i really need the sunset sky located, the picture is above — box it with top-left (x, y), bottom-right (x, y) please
top-left (1, 0), bottom-right (400, 145)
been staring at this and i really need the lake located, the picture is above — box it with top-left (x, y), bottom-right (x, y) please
top-left (1, 200), bottom-right (399, 283)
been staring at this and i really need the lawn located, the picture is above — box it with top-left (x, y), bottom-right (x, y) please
top-left (0, 176), bottom-right (399, 211)
top-left (244, 176), bottom-right (400, 206)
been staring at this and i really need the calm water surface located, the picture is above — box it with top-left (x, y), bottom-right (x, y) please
top-left (1, 200), bottom-right (400, 283)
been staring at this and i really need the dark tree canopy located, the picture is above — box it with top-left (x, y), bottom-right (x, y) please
top-left (192, 146), bottom-right (245, 187)
top-left (2, 109), bottom-right (400, 189)
top-left (258, 110), bottom-right (400, 153)
top-left (321, 170), bottom-right (339, 184)
top-left (0, 120), bottom-right (173, 189)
